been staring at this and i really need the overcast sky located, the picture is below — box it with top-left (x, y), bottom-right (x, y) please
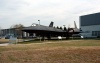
top-left (0, 0), bottom-right (100, 29)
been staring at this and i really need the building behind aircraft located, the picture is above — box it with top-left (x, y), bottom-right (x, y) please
top-left (80, 12), bottom-right (100, 38)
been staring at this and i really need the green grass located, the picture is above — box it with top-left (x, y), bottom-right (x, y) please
top-left (0, 40), bottom-right (100, 63)
top-left (19, 40), bottom-right (100, 46)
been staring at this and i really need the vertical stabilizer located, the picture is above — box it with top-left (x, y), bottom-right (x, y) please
top-left (49, 21), bottom-right (54, 27)
top-left (74, 21), bottom-right (77, 29)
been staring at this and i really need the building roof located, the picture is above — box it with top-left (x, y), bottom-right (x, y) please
top-left (80, 12), bottom-right (100, 26)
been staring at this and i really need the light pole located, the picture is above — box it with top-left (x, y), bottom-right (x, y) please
top-left (63, 25), bottom-right (66, 30)
top-left (9, 26), bottom-right (13, 36)
top-left (9, 25), bottom-right (14, 39)
top-left (38, 20), bottom-right (40, 25)
top-left (63, 25), bottom-right (66, 27)
top-left (38, 20), bottom-right (41, 41)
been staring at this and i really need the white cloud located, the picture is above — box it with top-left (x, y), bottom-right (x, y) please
top-left (0, 0), bottom-right (100, 28)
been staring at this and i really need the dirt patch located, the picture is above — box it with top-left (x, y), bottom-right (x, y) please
top-left (0, 46), bottom-right (100, 63)
top-left (0, 40), bottom-right (100, 63)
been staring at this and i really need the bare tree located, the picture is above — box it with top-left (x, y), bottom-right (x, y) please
top-left (12, 24), bottom-right (24, 38)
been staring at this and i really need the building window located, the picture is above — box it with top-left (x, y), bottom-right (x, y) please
top-left (98, 31), bottom-right (100, 36)
top-left (92, 31), bottom-right (100, 36)
top-left (92, 31), bottom-right (95, 36)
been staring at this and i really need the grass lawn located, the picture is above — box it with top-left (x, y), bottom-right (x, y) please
top-left (0, 40), bottom-right (100, 63)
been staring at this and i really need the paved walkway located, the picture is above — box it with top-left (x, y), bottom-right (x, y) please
top-left (0, 43), bottom-right (9, 46)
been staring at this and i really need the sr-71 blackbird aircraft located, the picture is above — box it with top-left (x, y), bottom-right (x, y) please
top-left (22, 21), bottom-right (81, 40)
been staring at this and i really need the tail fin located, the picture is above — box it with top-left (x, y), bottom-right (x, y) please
top-left (49, 21), bottom-right (54, 27)
top-left (74, 21), bottom-right (77, 29)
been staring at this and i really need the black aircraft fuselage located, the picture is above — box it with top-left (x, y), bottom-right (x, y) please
top-left (22, 22), bottom-right (68, 39)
